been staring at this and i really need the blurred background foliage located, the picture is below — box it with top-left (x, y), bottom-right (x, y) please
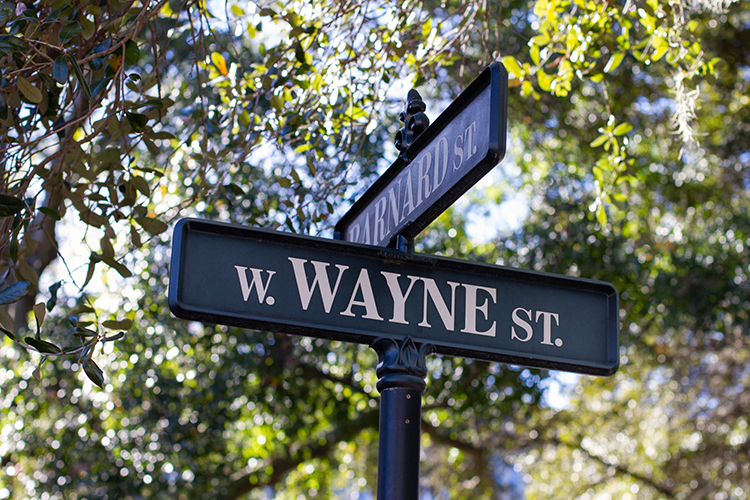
top-left (1, 0), bottom-right (749, 498)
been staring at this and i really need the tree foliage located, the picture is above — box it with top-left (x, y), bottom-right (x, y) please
top-left (1, 0), bottom-right (749, 498)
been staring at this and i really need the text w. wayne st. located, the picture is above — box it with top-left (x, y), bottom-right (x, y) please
top-left (169, 219), bottom-right (619, 376)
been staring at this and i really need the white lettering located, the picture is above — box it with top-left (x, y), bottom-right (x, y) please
top-left (511, 307), bottom-right (533, 342)
top-left (536, 310), bottom-right (560, 346)
top-left (461, 284), bottom-right (496, 336)
top-left (433, 136), bottom-right (449, 191)
top-left (453, 134), bottom-right (464, 171)
top-left (416, 151), bottom-right (432, 206)
top-left (341, 269), bottom-right (383, 320)
top-left (347, 223), bottom-right (360, 244)
top-left (373, 196), bottom-right (388, 244)
top-left (419, 278), bottom-right (459, 331)
top-left (387, 182), bottom-right (400, 230)
top-left (288, 258), bottom-right (348, 313)
top-left (234, 266), bottom-right (276, 305)
top-left (401, 170), bottom-right (416, 221)
top-left (464, 121), bottom-right (477, 161)
top-left (381, 272), bottom-right (420, 324)
top-left (361, 212), bottom-right (371, 245)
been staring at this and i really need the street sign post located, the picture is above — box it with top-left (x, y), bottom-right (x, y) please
top-left (169, 218), bottom-right (619, 376)
top-left (334, 62), bottom-right (509, 248)
top-left (168, 62), bottom-right (619, 500)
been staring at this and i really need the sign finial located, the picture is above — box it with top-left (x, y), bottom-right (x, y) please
top-left (394, 89), bottom-right (430, 156)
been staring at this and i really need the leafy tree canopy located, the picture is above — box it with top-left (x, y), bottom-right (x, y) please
top-left (1, 0), bottom-right (748, 498)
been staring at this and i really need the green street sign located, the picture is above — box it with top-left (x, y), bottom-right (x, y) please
top-left (169, 219), bottom-right (619, 376)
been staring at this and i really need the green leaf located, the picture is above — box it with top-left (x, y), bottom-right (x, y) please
top-left (82, 257), bottom-right (97, 289)
top-left (32, 356), bottom-right (47, 381)
top-left (613, 123), bottom-right (633, 136)
top-left (53, 55), bottom-right (69, 83)
top-left (72, 329), bottom-right (97, 338)
top-left (80, 17), bottom-right (95, 39)
top-left (130, 225), bottom-right (142, 247)
top-left (0, 6), bottom-right (11, 27)
top-left (0, 308), bottom-right (13, 331)
top-left (270, 94), bottom-right (283, 111)
top-left (82, 357), bottom-right (105, 388)
top-left (651, 45), bottom-right (669, 62)
top-left (16, 259), bottom-right (39, 287)
top-left (42, 5), bottom-right (69, 24)
top-left (68, 55), bottom-right (92, 100)
top-left (596, 204), bottom-right (608, 226)
top-left (537, 70), bottom-right (552, 92)
top-left (136, 98), bottom-right (165, 110)
top-left (25, 337), bottom-right (63, 354)
top-left (211, 51), bottom-right (228, 75)
top-left (604, 52), bottom-right (625, 73)
top-left (33, 302), bottom-right (46, 335)
top-left (124, 39), bottom-right (140, 65)
top-left (132, 176), bottom-right (150, 197)
top-left (530, 33), bottom-right (550, 46)
top-left (9, 231), bottom-right (18, 263)
top-left (0, 281), bottom-right (29, 305)
top-left (144, 138), bottom-right (159, 156)
top-left (104, 331), bottom-right (125, 342)
top-left (593, 165), bottom-right (605, 185)
top-left (46, 281), bottom-right (62, 312)
top-left (90, 77), bottom-right (110, 98)
top-left (612, 192), bottom-right (628, 202)
top-left (71, 327), bottom-right (97, 337)
top-left (294, 44), bottom-right (311, 66)
top-left (590, 134), bottom-right (609, 148)
top-left (59, 22), bottom-right (82, 44)
top-left (102, 318), bottom-right (133, 330)
top-left (38, 206), bottom-right (61, 220)
top-left (502, 56), bottom-right (524, 78)
top-left (125, 111), bottom-right (148, 133)
top-left (99, 237), bottom-right (112, 261)
top-left (16, 76), bottom-right (42, 104)
top-left (145, 131), bottom-right (174, 140)
top-left (0, 194), bottom-right (25, 216)
top-left (1, 326), bottom-right (16, 342)
top-left (4, 35), bottom-right (28, 51)
top-left (101, 256), bottom-right (132, 278)
top-left (421, 18), bottom-right (432, 38)
top-left (135, 216), bottom-right (168, 235)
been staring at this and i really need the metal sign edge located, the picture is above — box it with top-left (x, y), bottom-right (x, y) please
top-left (168, 218), bottom-right (620, 377)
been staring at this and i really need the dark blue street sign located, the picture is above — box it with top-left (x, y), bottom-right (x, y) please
top-left (335, 62), bottom-right (508, 248)
top-left (169, 219), bottom-right (619, 376)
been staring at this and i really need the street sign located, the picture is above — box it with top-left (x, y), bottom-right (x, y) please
top-left (334, 62), bottom-right (509, 248)
top-left (169, 219), bottom-right (619, 376)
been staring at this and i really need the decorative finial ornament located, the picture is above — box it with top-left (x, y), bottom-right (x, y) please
top-left (394, 89), bottom-right (430, 157)
top-left (371, 336), bottom-right (435, 392)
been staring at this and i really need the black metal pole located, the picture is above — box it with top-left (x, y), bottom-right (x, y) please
top-left (371, 337), bottom-right (434, 500)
